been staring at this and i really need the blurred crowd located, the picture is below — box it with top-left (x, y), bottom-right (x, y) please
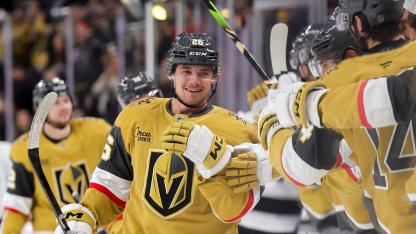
top-left (0, 0), bottom-right (152, 140)
top-left (0, 0), bottom-right (328, 141)
top-left (0, 0), bottom-right (262, 141)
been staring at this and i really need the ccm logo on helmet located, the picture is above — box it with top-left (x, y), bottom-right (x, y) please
top-left (189, 52), bottom-right (207, 56)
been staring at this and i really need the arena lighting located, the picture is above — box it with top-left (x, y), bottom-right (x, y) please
top-left (152, 4), bottom-right (167, 21)
top-left (221, 8), bottom-right (230, 19)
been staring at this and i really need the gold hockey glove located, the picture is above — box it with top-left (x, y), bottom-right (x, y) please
top-left (226, 143), bottom-right (279, 193)
top-left (54, 203), bottom-right (96, 234)
top-left (266, 75), bottom-right (328, 129)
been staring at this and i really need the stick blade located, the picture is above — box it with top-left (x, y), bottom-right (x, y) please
top-left (28, 92), bottom-right (57, 150)
top-left (270, 23), bottom-right (288, 76)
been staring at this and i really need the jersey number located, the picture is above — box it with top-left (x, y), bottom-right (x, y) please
top-left (101, 134), bottom-right (115, 161)
top-left (368, 121), bottom-right (416, 189)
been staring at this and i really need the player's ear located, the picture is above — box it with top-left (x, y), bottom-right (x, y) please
top-left (403, 9), bottom-right (409, 21)
top-left (354, 15), bottom-right (365, 35)
top-left (344, 49), bottom-right (358, 59)
top-left (298, 64), bottom-right (309, 79)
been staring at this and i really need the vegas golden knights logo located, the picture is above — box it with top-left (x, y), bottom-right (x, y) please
top-left (143, 150), bottom-right (194, 218)
top-left (53, 161), bottom-right (90, 204)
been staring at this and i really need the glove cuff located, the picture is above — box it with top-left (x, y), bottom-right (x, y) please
top-left (197, 144), bottom-right (233, 179)
top-left (305, 88), bottom-right (327, 128)
top-left (292, 81), bottom-right (327, 126)
top-left (61, 203), bottom-right (96, 230)
top-left (258, 159), bottom-right (273, 185)
top-left (185, 124), bottom-right (214, 163)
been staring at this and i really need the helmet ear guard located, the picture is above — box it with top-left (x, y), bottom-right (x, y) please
top-left (337, 0), bottom-right (403, 32)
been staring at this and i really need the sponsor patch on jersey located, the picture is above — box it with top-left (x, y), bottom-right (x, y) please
top-left (228, 112), bottom-right (248, 125)
top-left (143, 150), bottom-right (194, 219)
top-left (52, 160), bottom-right (90, 204)
top-left (135, 126), bottom-right (152, 143)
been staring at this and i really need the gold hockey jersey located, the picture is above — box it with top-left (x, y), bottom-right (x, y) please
top-left (1, 117), bottom-right (110, 233)
top-left (304, 40), bottom-right (416, 233)
top-left (80, 98), bottom-right (261, 234)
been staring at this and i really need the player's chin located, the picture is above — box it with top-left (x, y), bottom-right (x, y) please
top-left (184, 93), bottom-right (208, 104)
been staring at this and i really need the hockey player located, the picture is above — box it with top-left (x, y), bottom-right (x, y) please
top-left (54, 32), bottom-right (262, 234)
top-left (403, 0), bottom-right (416, 40)
top-left (116, 72), bottom-right (161, 108)
top-left (290, 24), bottom-right (325, 82)
top-left (259, 0), bottom-right (416, 233)
top-left (306, 16), bottom-right (376, 233)
top-left (1, 77), bottom-right (111, 233)
top-left (106, 73), bottom-right (161, 234)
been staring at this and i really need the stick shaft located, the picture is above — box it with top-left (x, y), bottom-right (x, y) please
top-left (202, 0), bottom-right (269, 81)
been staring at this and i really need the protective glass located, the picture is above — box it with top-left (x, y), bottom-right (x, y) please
top-left (308, 58), bottom-right (337, 78)
top-left (308, 59), bottom-right (322, 78)
top-left (289, 50), bottom-right (299, 70)
top-left (298, 47), bottom-right (311, 65)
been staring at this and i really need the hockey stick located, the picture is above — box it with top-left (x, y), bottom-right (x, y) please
top-left (201, 0), bottom-right (269, 81)
top-left (270, 23), bottom-right (288, 77)
top-left (28, 92), bottom-right (73, 234)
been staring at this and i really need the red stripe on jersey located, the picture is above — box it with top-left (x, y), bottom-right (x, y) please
top-left (281, 153), bottom-right (306, 187)
top-left (335, 153), bottom-right (342, 168)
top-left (357, 80), bottom-right (373, 129)
top-left (341, 164), bottom-right (359, 182)
top-left (90, 182), bottom-right (126, 208)
top-left (105, 214), bottom-right (124, 231)
top-left (4, 206), bottom-right (30, 217)
top-left (223, 190), bottom-right (254, 223)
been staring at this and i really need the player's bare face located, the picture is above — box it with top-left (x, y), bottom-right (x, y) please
top-left (46, 95), bottom-right (72, 129)
top-left (319, 57), bottom-right (336, 75)
top-left (173, 64), bottom-right (215, 106)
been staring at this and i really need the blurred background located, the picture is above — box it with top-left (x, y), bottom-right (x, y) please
top-left (0, 0), bottom-right (338, 142)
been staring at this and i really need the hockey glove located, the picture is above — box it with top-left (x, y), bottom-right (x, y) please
top-left (268, 74), bottom-right (328, 128)
top-left (54, 204), bottom-right (96, 234)
top-left (257, 104), bottom-right (285, 150)
top-left (226, 143), bottom-right (279, 193)
top-left (161, 121), bottom-right (233, 179)
top-left (247, 80), bottom-right (278, 120)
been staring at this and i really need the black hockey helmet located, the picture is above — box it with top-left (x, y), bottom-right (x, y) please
top-left (292, 23), bottom-right (326, 65)
top-left (32, 77), bottom-right (70, 108)
top-left (117, 72), bottom-right (160, 107)
top-left (166, 32), bottom-right (219, 77)
top-left (336, 0), bottom-right (403, 31)
top-left (311, 11), bottom-right (360, 62)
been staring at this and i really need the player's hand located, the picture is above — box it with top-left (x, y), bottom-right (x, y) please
top-left (226, 143), bottom-right (279, 193)
top-left (54, 204), bottom-right (95, 234)
top-left (267, 74), bottom-right (328, 128)
top-left (247, 80), bottom-right (278, 118)
top-left (161, 121), bottom-right (233, 179)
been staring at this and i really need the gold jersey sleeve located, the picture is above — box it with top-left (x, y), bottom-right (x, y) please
top-left (0, 209), bottom-right (29, 234)
top-left (316, 41), bottom-right (416, 130)
top-left (321, 40), bottom-right (416, 88)
top-left (3, 117), bottom-right (110, 232)
top-left (85, 98), bottom-right (260, 234)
